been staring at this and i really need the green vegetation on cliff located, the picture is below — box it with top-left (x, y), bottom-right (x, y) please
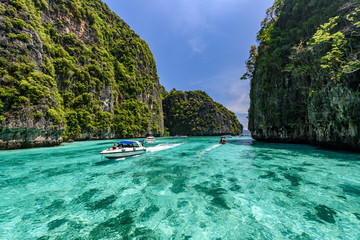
top-left (0, 0), bottom-right (164, 144)
top-left (246, 0), bottom-right (360, 150)
top-left (163, 89), bottom-right (242, 136)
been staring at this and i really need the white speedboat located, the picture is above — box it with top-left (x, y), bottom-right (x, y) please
top-left (145, 136), bottom-right (156, 143)
top-left (100, 140), bottom-right (146, 159)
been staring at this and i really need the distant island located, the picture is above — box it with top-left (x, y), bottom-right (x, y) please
top-left (163, 89), bottom-right (242, 136)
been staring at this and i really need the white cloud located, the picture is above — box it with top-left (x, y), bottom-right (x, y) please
top-left (147, 1), bottom-right (253, 107)
top-left (226, 93), bottom-right (250, 114)
top-left (152, 0), bottom-right (249, 53)
top-left (187, 37), bottom-right (207, 53)
top-left (194, 66), bottom-right (250, 114)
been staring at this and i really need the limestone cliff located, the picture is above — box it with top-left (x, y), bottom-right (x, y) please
top-left (248, 0), bottom-right (360, 151)
top-left (0, 0), bottom-right (164, 149)
top-left (163, 89), bottom-right (243, 136)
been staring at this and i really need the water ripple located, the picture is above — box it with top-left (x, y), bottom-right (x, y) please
top-left (0, 136), bottom-right (359, 239)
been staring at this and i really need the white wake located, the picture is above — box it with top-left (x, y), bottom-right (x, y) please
top-left (146, 143), bottom-right (183, 153)
top-left (197, 144), bottom-right (221, 157)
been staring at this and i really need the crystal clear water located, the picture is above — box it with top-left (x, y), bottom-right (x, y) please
top-left (1, 137), bottom-right (360, 239)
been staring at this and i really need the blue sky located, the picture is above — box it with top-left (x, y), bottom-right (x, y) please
top-left (102, 0), bottom-right (273, 118)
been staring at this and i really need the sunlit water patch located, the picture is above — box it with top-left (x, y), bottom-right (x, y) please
top-left (0, 137), bottom-right (359, 239)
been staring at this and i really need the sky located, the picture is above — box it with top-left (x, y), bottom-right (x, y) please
top-left (102, 0), bottom-right (274, 128)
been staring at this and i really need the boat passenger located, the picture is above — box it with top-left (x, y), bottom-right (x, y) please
top-left (219, 137), bottom-right (227, 144)
top-left (112, 144), bottom-right (117, 150)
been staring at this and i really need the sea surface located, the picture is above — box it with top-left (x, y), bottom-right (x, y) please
top-left (1, 137), bottom-right (360, 239)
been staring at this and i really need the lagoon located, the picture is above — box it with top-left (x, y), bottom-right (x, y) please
top-left (1, 137), bottom-right (360, 239)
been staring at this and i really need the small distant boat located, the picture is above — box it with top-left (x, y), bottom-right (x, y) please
top-left (219, 136), bottom-right (227, 144)
top-left (174, 135), bottom-right (188, 138)
top-left (222, 135), bottom-right (233, 138)
top-left (145, 136), bottom-right (156, 143)
top-left (100, 140), bottom-right (146, 159)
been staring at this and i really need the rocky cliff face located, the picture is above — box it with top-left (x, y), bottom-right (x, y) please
top-left (163, 90), bottom-right (243, 136)
top-left (249, 0), bottom-right (360, 151)
top-left (0, 0), bottom-right (164, 149)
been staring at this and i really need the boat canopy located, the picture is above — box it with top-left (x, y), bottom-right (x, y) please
top-left (118, 141), bottom-right (137, 145)
top-left (117, 140), bottom-right (144, 145)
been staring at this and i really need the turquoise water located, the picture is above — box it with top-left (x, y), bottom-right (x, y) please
top-left (1, 137), bottom-right (360, 239)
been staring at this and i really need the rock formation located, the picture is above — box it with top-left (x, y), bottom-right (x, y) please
top-left (0, 0), bottom-right (164, 149)
top-left (163, 89), bottom-right (243, 136)
top-left (248, 0), bottom-right (360, 151)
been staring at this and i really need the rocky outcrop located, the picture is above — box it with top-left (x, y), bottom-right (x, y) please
top-left (0, 104), bottom-right (64, 149)
top-left (163, 90), bottom-right (243, 136)
top-left (0, 128), bottom-right (62, 149)
top-left (0, 0), bottom-right (164, 149)
top-left (249, 0), bottom-right (360, 152)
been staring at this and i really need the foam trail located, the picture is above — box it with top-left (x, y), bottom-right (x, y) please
top-left (197, 144), bottom-right (221, 157)
top-left (204, 144), bottom-right (221, 152)
top-left (146, 143), bottom-right (183, 153)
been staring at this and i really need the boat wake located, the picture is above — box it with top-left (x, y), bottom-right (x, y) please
top-left (197, 144), bottom-right (221, 157)
top-left (146, 143), bottom-right (183, 153)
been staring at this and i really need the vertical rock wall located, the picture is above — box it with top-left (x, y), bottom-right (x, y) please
top-left (0, 0), bottom-right (164, 149)
top-left (249, 0), bottom-right (360, 152)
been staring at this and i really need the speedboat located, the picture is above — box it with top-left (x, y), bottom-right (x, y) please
top-left (100, 140), bottom-right (146, 159)
top-left (174, 135), bottom-right (188, 138)
top-left (145, 136), bottom-right (156, 143)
